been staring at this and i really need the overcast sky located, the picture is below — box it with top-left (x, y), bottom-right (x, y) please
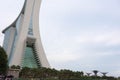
top-left (0, 0), bottom-right (120, 77)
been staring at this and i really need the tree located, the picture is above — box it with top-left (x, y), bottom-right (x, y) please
top-left (101, 72), bottom-right (108, 77)
top-left (92, 70), bottom-right (99, 76)
top-left (10, 65), bottom-right (16, 69)
top-left (0, 46), bottom-right (8, 75)
top-left (19, 67), bottom-right (31, 78)
top-left (10, 65), bottom-right (21, 69)
top-left (86, 73), bottom-right (91, 76)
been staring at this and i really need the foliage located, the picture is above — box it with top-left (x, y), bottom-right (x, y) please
top-left (10, 65), bottom-right (21, 69)
top-left (0, 46), bottom-right (8, 75)
top-left (19, 67), bottom-right (58, 79)
top-left (19, 67), bottom-right (85, 80)
top-left (19, 67), bottom-right (118, 80)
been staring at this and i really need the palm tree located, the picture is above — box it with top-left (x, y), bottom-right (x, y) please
top-left (92, 70), bottom-right (99, 76)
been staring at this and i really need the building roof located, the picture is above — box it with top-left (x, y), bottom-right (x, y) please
top-left (2, 0), bottom-right (26, 33)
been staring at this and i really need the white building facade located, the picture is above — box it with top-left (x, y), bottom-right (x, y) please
top-left (2, 0), bottom-right (50, 68)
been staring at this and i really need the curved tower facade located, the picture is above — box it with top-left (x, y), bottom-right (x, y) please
top-left (2, 0), bottom-right (50, 68)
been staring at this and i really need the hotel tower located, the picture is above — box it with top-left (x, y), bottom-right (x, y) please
top-left (2, 0), bottom-right (50, 68)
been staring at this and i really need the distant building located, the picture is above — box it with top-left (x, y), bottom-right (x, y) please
top-left (2, 0), bottom-right (50, 68)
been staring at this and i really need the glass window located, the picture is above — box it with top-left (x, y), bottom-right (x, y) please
top-left (22, 45), bottom-right (40, 68)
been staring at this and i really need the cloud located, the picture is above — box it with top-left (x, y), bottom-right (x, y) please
top-left (41, 0), bottom-right (120, 18)
top-left (74, 26), bottom-right (120, 46)
top-left (47, 51), bottom-right (80, 63)
top-left (112, 70), bottom-right (120, 77)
